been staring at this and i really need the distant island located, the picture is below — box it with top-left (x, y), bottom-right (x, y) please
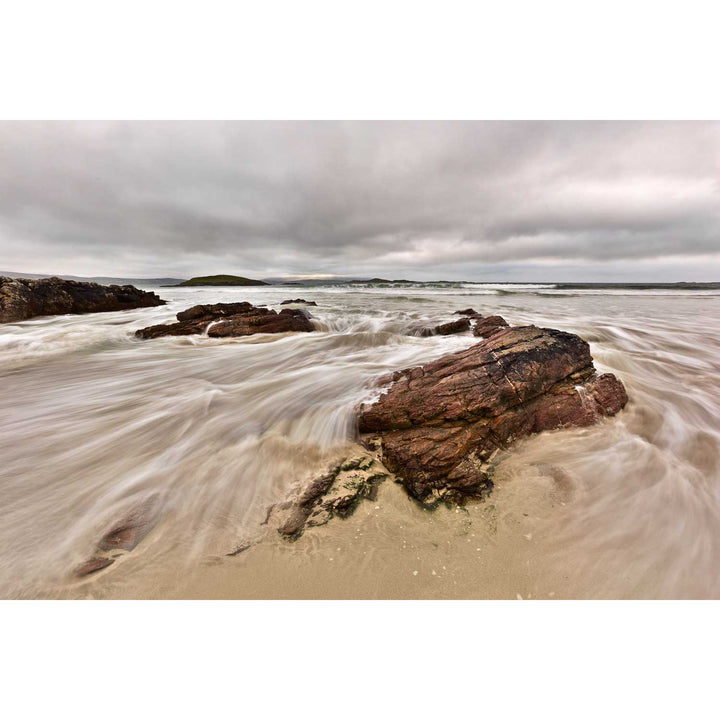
top-left (170, 274), bottom-right (269, 287)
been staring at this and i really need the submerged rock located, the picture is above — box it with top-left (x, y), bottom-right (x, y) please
top-left (412, 317), bottom-right (472, 337)
top-left (0, 276), bottom-right (165, 323)
top-left (74, 556), bottom-right (115, 577)
top-left (453, 308), bottom-right (482, 317)
top-left (226, 542), bottom-right (252, 557)
top-left (357, 324), bottom-right (627, 505)
top-left (96, 500), bottom-right (158, 552)
top-left (136, 301), bottom-right (314, 339)
top-left (73, 498), bottom-right (159, 578)
top-left (280, 298), bottom-right (318, 306)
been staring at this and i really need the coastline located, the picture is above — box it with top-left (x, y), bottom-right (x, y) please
top-left (1, 282), bottom-right (718, 599)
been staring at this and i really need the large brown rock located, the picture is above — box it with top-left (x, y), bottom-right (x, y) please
top-left (0, 276), bottom-right (165, 323)
top-left (136, 302), bottom-right (314, 339)
top-left (357, 324), bottom-right (628, 504)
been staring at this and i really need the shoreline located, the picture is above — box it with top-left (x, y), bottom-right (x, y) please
top-left (56, 427), bottom-right (659, 600)
top-left (1, 284), bottom-right (718, 599)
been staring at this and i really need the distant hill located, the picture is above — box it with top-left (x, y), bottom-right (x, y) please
top-left (175, 274), bottom-right (269, 287)
top-left (0, 270), bottom-right (186, 286)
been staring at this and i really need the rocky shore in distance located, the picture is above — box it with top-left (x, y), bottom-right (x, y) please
top-left (136, 301), bottom-right (315, 339)
top-left (0, 276), bottom-right (166, 323)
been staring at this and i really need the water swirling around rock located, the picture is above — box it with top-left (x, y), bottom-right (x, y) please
top-left (0, 282), bottom-right (718, 598)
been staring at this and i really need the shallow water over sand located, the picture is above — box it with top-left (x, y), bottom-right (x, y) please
top-left (1, 283), bottom-right (719, 598)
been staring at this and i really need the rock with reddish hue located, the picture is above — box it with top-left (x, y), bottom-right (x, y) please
top-left (280, 298), bottom-right (318, 306)
top-left (135, 318), bottom-right (207, 339)
top-left (0, 276), bottom-right (165, 323)
top-left (414, 317), bottom-right (471, 337)
top-left (357, 325), bottom-right (628, 504)
top-left (208, 308), bottom-right (313, 337)
top-left (454, 308), bottom-right (482, 317)
top-left (473, 314), bottom-right (508, 338)
top-left (176, 302), bottom-right (256, 322)
top-left (136, 302), bottom-right (314, 339)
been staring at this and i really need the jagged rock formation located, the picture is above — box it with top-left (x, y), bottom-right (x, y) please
top-left (0, 276), bottom-right (165, 323)
top-left (136, 301), bottom-right (314, 339)
top-left (357, 322), bottom-right (628, 505)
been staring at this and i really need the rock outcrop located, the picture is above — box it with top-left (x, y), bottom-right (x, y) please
top-left (408, 309), bottom-right (509, 338)
top-left (280, 298), bottom-right (318, 306)
top-left (275, 455), bottom-right (388, 540)
top-left (414, 317), bottom-right (471, 337)
top-left (472, 314), bottom-right (508, 337)
top-left (136, 301), bottom-right (315, 339)
top-left (0, 276), bottom-right (165, 323)
top-left (408, 308), bottom-right (513, 338)
top-left (357, 322), bottom-right (627, 505)
top-left (408, 317), bottom-right (470, 337)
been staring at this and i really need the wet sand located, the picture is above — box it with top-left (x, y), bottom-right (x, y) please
top-left (2, 283), bottom-right (719, 599)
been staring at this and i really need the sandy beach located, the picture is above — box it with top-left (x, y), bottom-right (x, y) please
top-left (1, 282), bottom-right (718, 599)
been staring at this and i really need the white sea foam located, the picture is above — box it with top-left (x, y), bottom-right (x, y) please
top-left (0, 282), bottom-right (718, 597)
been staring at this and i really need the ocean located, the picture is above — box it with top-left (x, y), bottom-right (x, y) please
top-left (1, 282), bottom-right (719, 598)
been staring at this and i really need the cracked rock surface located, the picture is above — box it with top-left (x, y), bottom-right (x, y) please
top-left (358, 323), bottom-right (628, 504)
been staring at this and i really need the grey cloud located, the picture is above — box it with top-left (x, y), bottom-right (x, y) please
top-left (0, 121), bottom-right (718, 280)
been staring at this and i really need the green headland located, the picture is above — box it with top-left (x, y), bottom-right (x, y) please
top-left (175, 274), bottom-right (269, 287)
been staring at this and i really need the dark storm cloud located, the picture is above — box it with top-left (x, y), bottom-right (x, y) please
top-left (0, 121), bottom-right (718, 280)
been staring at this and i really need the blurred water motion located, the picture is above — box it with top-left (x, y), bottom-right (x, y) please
top-left (1, 282), bottom-right (718, 598)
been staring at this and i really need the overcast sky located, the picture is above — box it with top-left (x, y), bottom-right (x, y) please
top-left (1, 121), bottom-right (718, 281)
